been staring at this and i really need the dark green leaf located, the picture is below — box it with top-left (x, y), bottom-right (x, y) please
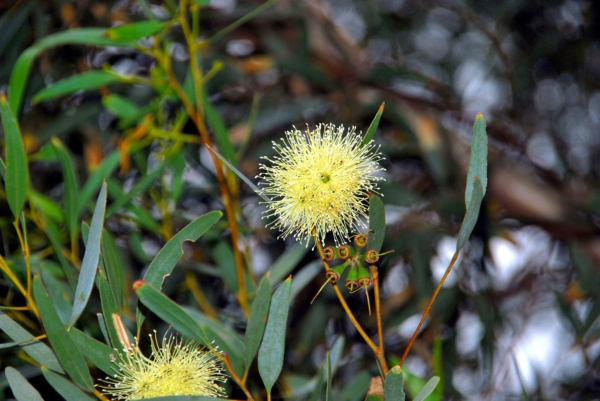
top-left (144, 211), bottom-right (222, 289)
top-left (0, 311), bottom-right (64, 373)
top-left (270, 245), bottom-right (308, 284)
top-left (456, 177), bottom-right (484, 252)
top-left (78, 151), bottom-right (120, 215)
top-left (414, 377), bottom-right (440, 401)
top-left (362, 102), bottom-right (385, 146)
top-left (32, 71), bottom-right (121, 103)
top-left (42, 367), bottom-right (95, 401)
top-left (385, 366), bottom-right (405, 401)
top-left (106, 20), bottom-right (168, 40)
top-left (40, 268), bottom-right (72, 324)
top-left (69, 181), bottom-right (107, 327)
top-left (203, 93), bottom-right (236, 164)
top-left (258, 276), bottom-right (292, 395)
top-left (244, 275), bottom-right (272, 369)
top-left (465, 113), bottom-right (488, 207)
top-left (69, 328), bottom-right (117, 374)
top-left (102, 93), bottom-right (139, 120)
top-left (105, 164), bottom-right (165, 217)
top-left (367, 195), bottom-right (386, 253)
top-left (1, 94), bottom-right (28, 219)
top-left (33, 276), bottom-right (93, 390)
top-left (101, 229), bottom-right (126, 313)
top-left (9, 28), bottom-right (136, 115)
top-left (51, 138), bottom-right (80, 241)
top-left (5, 367), bottom-right (44, 401)
top-left (96, 268), bottom-right (121, 349)
top-left (326, 352), bottom-right (332, 401)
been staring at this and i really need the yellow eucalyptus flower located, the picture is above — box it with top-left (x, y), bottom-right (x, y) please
top-left (98, 332), bottom-right (227, 400)
top-left (258, 123), bottom-right (385, 246)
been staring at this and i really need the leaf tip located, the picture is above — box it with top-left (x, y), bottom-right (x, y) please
top-left (133, 279), bottom-right (146, 291)
top-left (475, 112), bottom-right (485, 122)
top-left (0, 92), bottom-right (7, 103)
top-left (378, 102), bottom-right (385, 113)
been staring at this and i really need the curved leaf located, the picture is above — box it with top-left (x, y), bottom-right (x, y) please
top-left (414, 377), bottom-right (441, 401)
top-left (106, 20), bottom-right (168, 40)
top-left (5, 367), bottom-right (44, 401)
top-left (362, 102), bottom-right (385, 146)
top-left (33, 71), bottom-right (121, 104)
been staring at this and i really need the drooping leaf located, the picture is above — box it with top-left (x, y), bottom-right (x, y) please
top-left (1, 94), bottom-right (29, 219)
top-left (5, 367), bottom-right (44, 401)
top-left (69, 181), bottom-right (107, 327)
top-left (106, 20), bottom-right (168, 40)
top-left (32, 71), bottom-right (122, 104)
top-left (144, 211), bottom-right (222, 289)
top-left (258, 276), bottom-right (292, 395)
top-left (465, 113), bottom-right (488, 207)
top-left (244, 275), bottom-right (272, 370)
top-left (33, 276), bottom-right (93, 390)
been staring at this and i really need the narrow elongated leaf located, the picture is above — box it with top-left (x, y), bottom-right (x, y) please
top-left (42, 367), bottom-right (95, 401)
top-left (270, 245), bottom-right (308, 284)
top-left (144, 211), bottom-right (222, 289)
top-left (96, 268), bottom-right (121, 349)
top-left (456, 178), bottom-right (484, 252)
top-left (258, 276), bottom-right (292, 395)
top-left (5, 367), bottom-right (44, 401)
top-left (362, 102), bottom-right (385, 146)
top-left (143, 397), bottom-right (230, 401)
top-left (413, 377), bottom-right (441, 401)
top-left (29, 190), bottom-right (65, 222)
top-left (51, 138), bottom-right (80, 240)
top-left (32, 71), bottom-right (121, 103)
top-left (0, 311), bottom-right (64, 373)
top-left (465, 113), bottom-right (488, 207)
top-left (106, 20), bottom-right (168, 40)
top-left (69, 181), bottom-right (107, 327)
top-left (244, 275), bottom-right (272, 369)
top-left (9, 28), bottom-right (136, 114)
top-left (0, 157), bottom-right (6, 179)
top-left (367, 195), bottom-right (386, 253)
top-left (1, 94), bottom-right (28, 219)
top-left (385, 366), bottom-right (406, 401)
top-left (203, 93), bottom-right (236, 164)
top-left (33, 276), bottom-right (93, 390)
top-left (69, 328), bottom-right (117, 374)
top-left (102, 94), bottom-right (139, 119)
top-left (326, 352), bottom-right (332, 401)
top-left (78, 151), bottom-right (120, 215)
top-left (101, 229), bottom-right (125, 312)
top-left (105, 164), bottom-right (165, 217)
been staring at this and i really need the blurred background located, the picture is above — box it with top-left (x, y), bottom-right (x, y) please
top-left (1, 0), bottom-right (600, 400)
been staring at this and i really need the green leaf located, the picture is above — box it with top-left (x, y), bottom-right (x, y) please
top-left (105, 164), bottom-right (165, 217)
top-left (9, 28), bottom-right (136, 114)
top-left (141, 397), bottom-right (230, 401)
top-left (96, 268), bottom-right (121, 349)
top-left (0, 311), bottom-right (64, 373)
top-left (326, 352), bottom-right (332, 401)
top-left (101, 229), bottom-right (126, 313)
top-left (106, 20), bottom-right (168, 40)
top-left (362, 102), bottom-right (385, 146)
top-left (465, 113), bottom-right (488, 207)
top-left (203, 93), bottom-right (236, 164)
top-left (1, 94), bottom-right (29, 219)
top-left (456, 177), bottom-right (484, 252)
top-left (69, 181), bottom-right (107, 327)
top-left (40, 268), bottom-right (73, 324)
top-left (367, 195), bottom-right (386, 253)
top-left (33, 276), bottom-right (93, 390)
top-left (144, 211), bottom-right (222, 289)
top-left (32, 71), bottom-right (121, 104)
top-left (413, 377), bottom-right (440, 401)
top-left (5, 367), bottom-right (44, 401)
top-left (51, 138), bottom-right (80, 241)
top-left (270, 245), bottom-right (308, 284)
top-left (0, 157), bottom-right (6, 179)
top-left (102, 94), bottom-right (139, 119)
top-left (78, 151), bottom-right (120, 215)
top-left (69, 328), bottom-right (117, 374)
top-left (258, 276), bottom-right (292, 395)
top-left (385, 366), bottom-right (405, 401)
top-left (244, 275), bottom-right (272, 370)
top-left (29, 190), bottom-right (65, 223)
top-left (42, 367), bottom-right (95, 401)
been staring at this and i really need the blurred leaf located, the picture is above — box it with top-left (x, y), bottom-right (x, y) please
top-left (326, 352), bottom-right (332, 401)
top-left (69, 181), bottom-right (107, 327)
top-left (291, 260), bottom-right (321, 299)
top-left (38, 104), bottom-right (103, 143)
top-left (51, 138), bottom-right (80, 241)
top-left (42, 367), bottom-right (95, 401)
top-left (203, 93), bottom-right (236, 164)
top-left (106, 20), bottom-right (168, 40)
top-left (144, 211), bottom-right (222, 289)
top-left (456, 178), bottom-right (483, 252)
top-left (78, 151), bottom-right (120, 215)
top-left (101, 229), bottom-right (126, 313)
top-left (367, 195), bottom-right (386, 253)
top-left (33, 275), bottom-right (93, 390)
top-left (465, 113), bottom-right (488, 207)
top-left (40, 268), bottom-right (73, 324)
top-left (270, 244), bottom-right (308, 284)
top-left (105, 178), bottom-right (161, 232)
top-left (385, 366), bottom-right (405, 401)
top-left (29, 190), bottom-right (65, 223)
top-left (32, 71), bottom-right (121, 103)
top-left (0, 157), bottom-right (5, 180)
top-left (244, 275), bottom-right (272, 370)
top-left (5, 367), bottom-right (44, 401)
top-left (1, 94), bottom-right (29, 219)
top-left (9, 28), bottom-right (135, 114)
top-left (43, 219), bottom-right (78, 291)
top-left (143, 397), bottom-right (230, 401)
top-left (191, 0), bottom-right (212, 5)
top-left (259, 276), bottom-right (292, 395)
top-left (413, 377), bottom-right (441, 401)
top-left (105, 164), bottom-right (165, 217)
top-left (211, 240), bottom-right (255, 295)
top-left (362, 102), bottom-right (385, 146)
top-left (69, 328), bottom-right (117, 374)
top-left (0, 311), bottom-right (64, 373)
top-left (102, 94), bottom-right (139, 120)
